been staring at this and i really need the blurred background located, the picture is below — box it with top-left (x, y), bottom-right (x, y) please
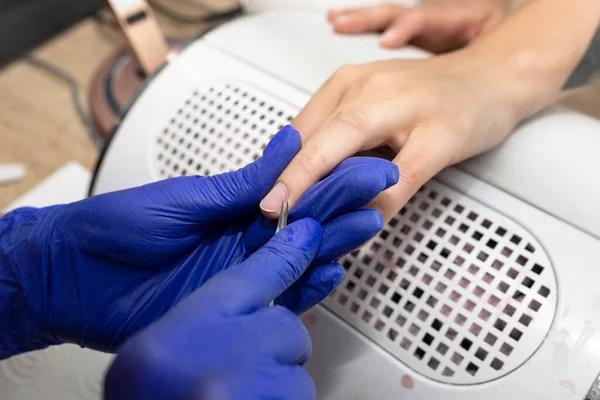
top-left (0, 0), bottom-right (598, 210)
top-left (0, 0), bottom-right (240, 209)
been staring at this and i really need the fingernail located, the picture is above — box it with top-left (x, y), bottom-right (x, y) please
top-left (260, 182), bottom-right (289, 213)
top-left (334, 15), bottom-right (352, 25)
top-left (380, 30), bottom-right (396, 44)
top-left (328, 8), bottom-right (344, 17)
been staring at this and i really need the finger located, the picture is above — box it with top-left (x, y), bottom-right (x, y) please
top-left (245, 162), bottom-right (395, 252)
top-left (367, 123), bottom-right (454, 222)
top-left (313, 209), bottom-right (384, 265)
top-left (245, 208), bottom-right (384, 274)
top-left (250, 306), bottom-right (312, 364)
top-left (262, 102), bottom-right (403, 218)
top-left (292, 160), bottom-right (398, 222)
top-left (277, 210), bottom-right (384, 314)
top-left (398, 7), bottom-right (473, 53)
top-left (141, 125), bottom-right (301, 226)
top-left (380, 10), bottom-right (427, 48)
top-left (196, 219), bottom-right (322, 315)
top-left (330, 5), bottom-right (407, 34)
top-left (291, 67), bottom-right (349, 138)
top-left (275, 263), bottom-right (344, 315)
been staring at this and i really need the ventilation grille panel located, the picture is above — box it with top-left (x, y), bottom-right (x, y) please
top-left (326, 181), bottom-right (556, 384)
top-left (153, 82), bottom-right (295, 179)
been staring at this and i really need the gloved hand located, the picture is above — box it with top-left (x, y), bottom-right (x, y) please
top-left (0, 125), bottom-right (399, 358)
top-left (105, 219), bottom-right (323, 400)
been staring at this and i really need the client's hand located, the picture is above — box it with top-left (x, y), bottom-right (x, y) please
top-left (260, 54), bottom-right (521, 222)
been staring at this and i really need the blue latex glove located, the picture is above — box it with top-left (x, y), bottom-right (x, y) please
top-left (0, 125), bottom-right (399, 358)
top-left (105, 219), bottom-right (324, 400)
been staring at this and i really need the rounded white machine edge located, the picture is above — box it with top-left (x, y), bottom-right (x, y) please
top-left (239, 0), bottom-right (420, 13)
top-left (460, 108), bottom-right (600, 240)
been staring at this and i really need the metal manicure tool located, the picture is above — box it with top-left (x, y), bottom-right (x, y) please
top-left (276, 201), bottom-right (289, 234)
top-left (269, 201), bottom-right (289, 307)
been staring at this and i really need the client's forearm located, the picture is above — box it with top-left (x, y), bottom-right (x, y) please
top-left (468, 0), bottom-right (600, 119)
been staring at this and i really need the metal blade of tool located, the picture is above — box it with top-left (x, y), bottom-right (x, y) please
top-left (269, 201), bottom-right (288, 307)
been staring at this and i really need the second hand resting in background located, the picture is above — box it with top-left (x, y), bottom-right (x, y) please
top-left (328, 0), bottom-right (511, 53)
top-left (259, 0), bottom-right (600, 222)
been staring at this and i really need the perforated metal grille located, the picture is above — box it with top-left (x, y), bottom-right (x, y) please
top-left (326, 181), bottom-right (556, 384)
top-left (152, 82), bottom-right (557, 385)
top-left (152, 82), bottom-right (295, 179)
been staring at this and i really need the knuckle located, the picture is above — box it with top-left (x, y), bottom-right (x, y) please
top-left (290, 148), bottom-right (327, 178)
top-left (332, 109), bottom-right (370, 134)
top-left (397, 155), bottom-right (426, 186)
top-left (381, 4), bottom-right (397, 13)
top-left (263, 241), bottom-right (309, 281)
top-left (366, 72), bottom-right (394, 90)
top-left (237, 165), bottom-right (256, 190)
top-left (369, 190), bottom-right (397, 222)
top-left (409, 7), bottom-right (427, 23)
top-left (333, 64), bottom-right (360, 81)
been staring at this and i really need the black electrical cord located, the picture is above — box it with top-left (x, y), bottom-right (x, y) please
top-left (147, 0), bottom-right (242, 24)
top-left (24, 54), bottom-right (103, 148)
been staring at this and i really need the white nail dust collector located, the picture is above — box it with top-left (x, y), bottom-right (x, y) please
top-left (89, 10), bottom-right (600, 400)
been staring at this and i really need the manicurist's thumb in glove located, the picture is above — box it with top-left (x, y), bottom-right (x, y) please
top-left (0, 125), bottom-right (399, 358)
top-left (105, 219), bottom-right (324, 400)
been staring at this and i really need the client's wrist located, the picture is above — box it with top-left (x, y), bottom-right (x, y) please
top-left (453, 44), bottom-right (553, 125)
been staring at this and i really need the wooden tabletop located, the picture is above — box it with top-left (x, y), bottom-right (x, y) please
top-left (1, 2), bottom-right (599, 209)
top-left (0, 1), bottom-right (235, 209)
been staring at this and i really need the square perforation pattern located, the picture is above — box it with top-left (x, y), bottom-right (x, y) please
top-left (152, 82), bottom-right (557, 385)
top-left (153, 83), bottom-right (295, 179)
top-left (325, 181), bottom-right (557, 384)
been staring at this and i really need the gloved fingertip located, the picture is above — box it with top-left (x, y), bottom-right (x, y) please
top-left (276, 263), bottom-right (344, 314)
top-left (368, 162), bottom-right (399, 192)
top-left (370, 162), bottom-right (399, 190)
top-left (231, 124), bottom-right (301, 209)
top-left (321, 263), bottom-right (345, 286)
top-left (274, 218), bottom-right (323, 255)
top-left (386, 163), bottom-right (400, 188)
top-left (370, 208), bottom-right (385, 232)
top-left (263, 125), bottom-right (302, 157)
